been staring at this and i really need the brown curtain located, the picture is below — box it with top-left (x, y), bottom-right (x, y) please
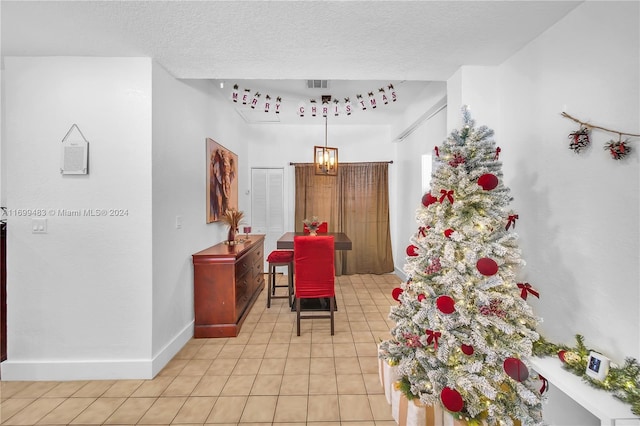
top-left (294, 162), bottom-right (394, 275)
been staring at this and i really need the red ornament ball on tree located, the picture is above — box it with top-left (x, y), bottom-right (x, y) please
top-left (406, 245), bottom-right (419, 257)
top-left (436, 295), bottom-right (456, 314)
top-left (461, 344), bottom-right (474, 355)
top-left (422, 192), bottom-right (438, 207)
top-left (503, 357), bottom-right (529, 382)
top-left (476, 258), bottom-right (499, 276)
top-left (440, 387), bottom-right (464, 412)
top-left (444, 229), bottom-right (454, 238)
top-left (392, 287), bottom-right (404, 301)
top-left (418, 294), bottom-right (426, 302)
top-left (478, 173), bottom-right (499, 190)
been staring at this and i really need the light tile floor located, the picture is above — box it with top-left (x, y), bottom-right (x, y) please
top-left (1, 273), bottom-right (402, 425)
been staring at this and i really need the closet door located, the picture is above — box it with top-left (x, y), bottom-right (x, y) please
top-left (251, 168), bottom-right (284, 271)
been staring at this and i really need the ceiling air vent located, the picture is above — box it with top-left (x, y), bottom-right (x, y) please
top-left (307, 80), bottom-right (328, 89)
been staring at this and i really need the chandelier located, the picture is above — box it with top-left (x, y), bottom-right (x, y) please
top-left (314, 116), bottom-right (338, 176)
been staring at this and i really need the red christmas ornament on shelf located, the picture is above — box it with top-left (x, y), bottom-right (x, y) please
top-left (422, 192), bottom-right (438, 207)
top-left (392, 287), bottom-right (403, 301)
top-left (436, 295), bottom-right (456, 314)
top-left (503, 357), bottom-right (529, 382)
top-left (406, 245), bottom-right (419, 257)
top-left (461, 344), bottom-right (474, 355)
top-left (476, 258), bottom-right (499, 276)
top-left (444, 229), bottom-right (454, 238)
top-left (440, 387), bottom-right (464, 412)
top-left (558, 350), bottom-right (567, 363)
top-left (477, 173), bottom-right (499, 190)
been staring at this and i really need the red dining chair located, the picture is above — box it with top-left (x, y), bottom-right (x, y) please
top-left (293, 235), bottom-right (335, 336)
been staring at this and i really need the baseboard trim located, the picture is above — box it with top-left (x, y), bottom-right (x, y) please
top-left (0, 321), bottom-right (194, 381)
top-left (394, 267), bottom-right (407, 282)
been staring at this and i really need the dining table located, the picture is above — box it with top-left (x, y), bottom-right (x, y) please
top-left (276, 232), bottom-right (352, 251)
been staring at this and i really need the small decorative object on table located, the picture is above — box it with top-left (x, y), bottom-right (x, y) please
top-left (222, 209), bottom-right (244, 244)
top-left (303, 216), bottom-right (322, 236)
top-left (243, 226), bottom-right (251, 241)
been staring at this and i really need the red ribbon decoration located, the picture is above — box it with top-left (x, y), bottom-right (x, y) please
top-left (495, 147), bottom-right (501, 160)
top-left (439, 189), bottom-right (454, 204)
top-left (506, 214), bottom-right (519, 230)
top-left (418, 226), bottom-right (430, 237)
top-left (434, 146), bottom-right (440, 157)
top-left (426, 329), bottom-right (441, 350)
top-left (539, 374), bottom-right (549, 394)
top-left (517, 283), bottom-right (540, 300)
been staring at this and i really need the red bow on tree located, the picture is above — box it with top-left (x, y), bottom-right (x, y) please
top-left (418, 226), bottom-right (430, 237)
top-left (506, 214), bottom-right (519, 230)
top-left (517, 283), bottom-right (540, 300)
top-left (439, 189), bottom-right (454, 204)
top-left (495, 147), bottom-right (501, 160)
top-left (426, 329), bottom-right (441, 350)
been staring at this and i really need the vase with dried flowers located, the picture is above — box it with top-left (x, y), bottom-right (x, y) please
top-left (222, 209), bottom-right (244, 243)
top-left (303, 216), bottom-right (322, 236)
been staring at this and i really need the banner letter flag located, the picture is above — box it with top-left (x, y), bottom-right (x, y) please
top-left (333, 99), bottom-right (340, 116)
top-left (297, 101), bottom-right (306, 117)
top-left (388, 83), bottom-right (397, 102)
top-left (250, 91), bottom-right (261, 109)
top-left (369, 91), bottom-right (377, 108)
top-left (322, 102), bottom-right (329, 117)
top-left (241, 89), bottom-right (251, 104)
top-left (310, 100), bottom-right (317, 117)
top-left (275, 96), bottom-right (282, 114)
top-left (379, 87), bottom-right (389, 104)
top-left (231, 84), bottom-right (239, 102)
top-left (357, 94), bottom-right (367, 110)
top-left (263, 94), bottom-right (271, 113)
top-left (344, 97), bottom-right (352, 115)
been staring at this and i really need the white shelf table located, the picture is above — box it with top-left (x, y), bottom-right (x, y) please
top-left (530, 356), bottom-right (640, 426)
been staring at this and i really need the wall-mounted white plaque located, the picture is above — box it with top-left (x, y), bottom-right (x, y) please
top-left (60, 124), bottom-right (89, 175)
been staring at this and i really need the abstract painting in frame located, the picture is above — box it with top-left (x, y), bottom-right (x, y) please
top-left (206, 138), bottom-right (238, 223)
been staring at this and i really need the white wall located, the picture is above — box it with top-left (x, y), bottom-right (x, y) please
top-left (500, 1), bottom-right (639, 362)
top-left (149, 66), bottom-right (251, 375)
top-left (2, 57), bottom-right (154, 380)
top-left (394, 97), bottom-right (447, 277)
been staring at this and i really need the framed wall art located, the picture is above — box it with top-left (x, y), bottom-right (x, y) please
top-left (206, 138), bottom-right (238, 223)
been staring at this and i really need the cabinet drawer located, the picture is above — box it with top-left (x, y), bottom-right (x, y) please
top-left (235, 253), bottom-right (254, 278)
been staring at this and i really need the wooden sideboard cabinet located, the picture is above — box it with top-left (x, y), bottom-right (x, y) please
top-left (192, 235), bottom-right (265, 338)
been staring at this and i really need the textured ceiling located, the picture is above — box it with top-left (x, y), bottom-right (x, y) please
top-left (1, 1), bottom-right (582, 124)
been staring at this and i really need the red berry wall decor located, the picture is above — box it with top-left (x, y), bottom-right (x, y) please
top-left (605, 139), bottom-right (632, 160)
top-left (568, 127), bottom-right (591, 153)
top-left (561, 112), bottom-right (638, 161)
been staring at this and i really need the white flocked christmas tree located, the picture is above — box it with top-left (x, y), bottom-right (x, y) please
top-left (380, 107), bottom-right (543, 426)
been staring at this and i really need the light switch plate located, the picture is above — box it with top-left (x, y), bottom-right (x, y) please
top-left (32, 218), bottom-right (47, 234)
